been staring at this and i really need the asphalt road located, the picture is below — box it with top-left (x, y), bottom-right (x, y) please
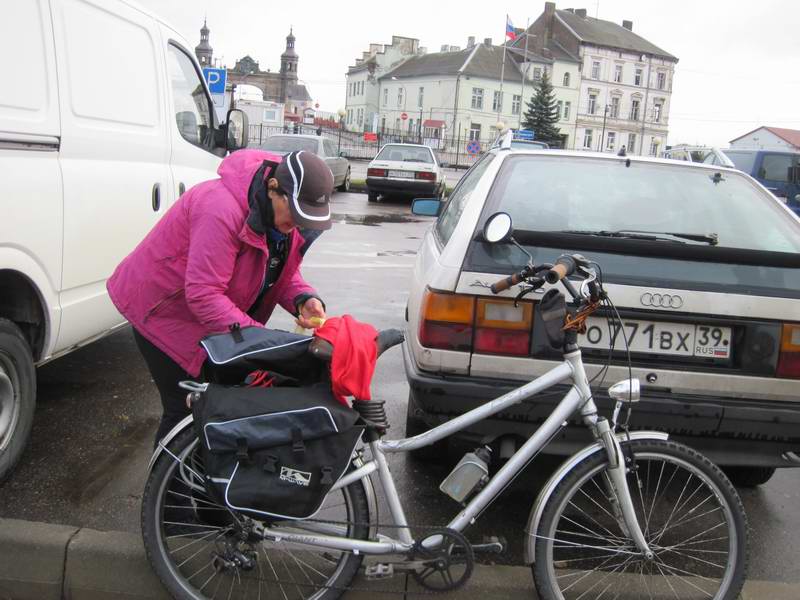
top-left (0, 191), bottom-right (798, 587)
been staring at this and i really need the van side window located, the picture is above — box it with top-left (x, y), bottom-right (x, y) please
top-left (761, 154), bottom-right (793, 183)
top-left (167, 44), bottom-right (214, 150)
top-left (435, 154), bottom-right (495, 246)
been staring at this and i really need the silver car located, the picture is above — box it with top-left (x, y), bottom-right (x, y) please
top-left (260, 134), bottom-right (351, 192)
top-left (405, 140), bottom-right (800, 488)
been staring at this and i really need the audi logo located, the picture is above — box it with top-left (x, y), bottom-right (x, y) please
top-left (640, 292), bottom-right (684, 309)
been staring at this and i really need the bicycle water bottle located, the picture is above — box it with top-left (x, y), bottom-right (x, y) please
top-left (439, 446), bottom-right (491, 503)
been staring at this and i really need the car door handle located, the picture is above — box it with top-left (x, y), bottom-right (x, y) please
top-left (178, 182), bottom-right (186, 196)
top-left (151, 183), bottom-right (161, 212)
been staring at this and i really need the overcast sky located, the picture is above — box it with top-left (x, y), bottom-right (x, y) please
top-left (138, 0), bottom-right (800, 147)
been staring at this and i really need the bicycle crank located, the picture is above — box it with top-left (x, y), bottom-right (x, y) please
top-left (409, 528), bottom-right (475, 592)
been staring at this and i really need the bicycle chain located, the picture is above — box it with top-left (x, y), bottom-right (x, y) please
top-left (217, 516), bottom-right (479, 596)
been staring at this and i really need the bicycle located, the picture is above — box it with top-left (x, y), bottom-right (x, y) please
top-left (141, 211), bottom-right (748, 600)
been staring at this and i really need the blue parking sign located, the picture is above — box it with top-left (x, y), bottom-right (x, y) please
top-left (202, 68), bottom-right (227, 94)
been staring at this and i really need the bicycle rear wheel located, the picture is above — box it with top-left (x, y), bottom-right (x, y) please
top-left (142, 427), bottom-right (370, 600)
top-left (533, 439), bottom-right (748, 600)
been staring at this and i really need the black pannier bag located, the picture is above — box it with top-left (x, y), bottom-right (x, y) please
top-left (192, 384), bottom-right (363, 521)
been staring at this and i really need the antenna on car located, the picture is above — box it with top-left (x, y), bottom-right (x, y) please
top-left (499, 129), bottom-right (514, 151)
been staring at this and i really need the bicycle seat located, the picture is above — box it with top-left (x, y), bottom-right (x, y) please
top-left (308, 328), bottom-right (405, 361)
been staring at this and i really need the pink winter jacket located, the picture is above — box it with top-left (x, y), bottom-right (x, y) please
top-left (107, 149), bottom-right (317, 376)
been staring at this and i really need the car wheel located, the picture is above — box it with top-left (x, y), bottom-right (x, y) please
top-left (367, 191), bottom-right (379, 203)
top-left (405, 392), bottom-right (448, 462)
top-left (337, 168), bottom-right (351, 192)
top-left (0, 319), bottom-right (36, 483)
top-left (723, 465), bottom-right (777, 488)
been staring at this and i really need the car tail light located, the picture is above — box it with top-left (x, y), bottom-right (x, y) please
top-left (368, 168), bottom-right (387, 177)
top-left (415, 171), bottom-right (436, 181)
top-left (419, 290), bottom-right (474, 351)
top-left (777, 323), bottom-right (800, 378)
top-left (474, 298), bottom-right (533, 356)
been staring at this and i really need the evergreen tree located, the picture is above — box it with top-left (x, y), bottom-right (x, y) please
top-left (521, 71), bottom-right (561, 145)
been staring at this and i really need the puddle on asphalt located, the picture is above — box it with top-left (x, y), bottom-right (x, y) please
top-left (332, 213), bottom-right (423, 226)
top-left (377, 249), bottom-right (417, 257)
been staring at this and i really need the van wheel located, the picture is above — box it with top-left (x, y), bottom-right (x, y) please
top-left (723, 465), bottom-right (777, 488)
top-left (405, 392), bottom-right (448, 462)
top-left (0, 319), bottom-right (36, 484)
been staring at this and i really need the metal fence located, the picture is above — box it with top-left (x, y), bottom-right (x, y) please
top-left (246, 123), bottom-right (516, 168)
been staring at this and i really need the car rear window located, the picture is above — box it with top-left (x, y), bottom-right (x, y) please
top-left (487, 156), bottom-right (800, 254)
top-left (261, 136), bottom-right (318, 154)
top-left (376, 145), bottom-right (433, 163)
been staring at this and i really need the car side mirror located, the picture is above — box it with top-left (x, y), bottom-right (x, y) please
top-left (412, 198), bottom-right (442, 217)
top-left (225, 109), bottom-right (249, 152)
top-left (483, 212), bottom-right (513, 243)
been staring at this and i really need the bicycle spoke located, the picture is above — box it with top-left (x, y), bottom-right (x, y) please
top-left (667, 534), bottom-right (729, 550)
top-left (655, 560), bottom-right (717, 597)
top-left (660, 547), bottom-right (727, 571)
top-left (577, 483), bottom-right (618, 525)
top-left (261, 545), bottom-right (290, 600)
top-left (654, 505), bottom-right (725, 545)
top-left (653, 559), bottom-right (682, 600)
top-left (172, 528), bottom-right (223, 554)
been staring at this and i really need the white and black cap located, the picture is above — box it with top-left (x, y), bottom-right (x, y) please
top-left (274, 150), bottom-right (333, 231)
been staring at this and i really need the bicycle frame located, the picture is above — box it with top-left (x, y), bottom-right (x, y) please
top-left (258, 347), bottom-right (653, 559)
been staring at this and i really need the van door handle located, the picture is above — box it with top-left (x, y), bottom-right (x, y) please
top-left (178, 182), bottom-right (186, 196)
top-left (151, 183), bottom-right (161, 212)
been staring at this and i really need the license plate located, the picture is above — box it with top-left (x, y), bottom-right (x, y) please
top-left (581, 317), bottom-right (732, 360)
top-left (388, 170), bottom-right (415, 178)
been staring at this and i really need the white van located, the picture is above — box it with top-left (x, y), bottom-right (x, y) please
top-left (0, 0), bottom-right (247, 481)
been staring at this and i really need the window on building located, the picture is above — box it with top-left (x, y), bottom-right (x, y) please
top-left (635, 68), bottom-right (643, 86)
top-left (657, 71), bottom-right (666, 90)
top-left (397, 87), bottom-right (404, 108)
top-left (383, 88), bottom-right (388, 106)
top-left (533, 67), bottom-right (543, 81)
top-left (381, 116), bottom-right (386, 132)
top-left (493, 90), bottom-right (503, 112)
top-left (471, 87), bottom-right (484, 109)
top-left (588, 93), bottom-right (597, 115)
top-left (653, 102), bottom-right (663, 123)
top-left (628, 132), bottom-right (637, 153)
top-left (630, 99), bottom-right (640, 121)
top-left (418, 86), bottom-right (424, 108)
top-left (610, 96), bottom-right (620, 118)
top-left (512, 94), bottom-right (521, 115)
top-left (395, 117), bottom-right (400, 130)
top-left (650, 138), bottom-right (660, 156)
top-left (606, 131), bottom-right (616, 150)
top-left (563, 72), bottom-right (570, 86)
top-left (591, 61), bottom-right (600, 79)
top-left (358, 108), bottom-right (363, 126)
top-left (583, 129), bottom-right (593, 149)
top-left (614, 64), bottom-right (623, 83)
top-left (564, 101), bottom-right (571, 120)
top-left (557, 100), bottom-right (563, 120)
top-left (469, 122), bottom-right (481, 141)
top-left (408, 118), bottom-right (414, 132)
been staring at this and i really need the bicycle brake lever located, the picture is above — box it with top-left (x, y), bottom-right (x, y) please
top-left (513, 277), bottom-right (544, 306)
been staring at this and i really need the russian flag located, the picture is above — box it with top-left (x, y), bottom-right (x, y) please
top-left (506, 16), bottom-right (517, 41)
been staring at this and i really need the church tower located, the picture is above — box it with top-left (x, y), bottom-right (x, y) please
top-left (279, 28), bottom-right (298, 103)
top-left (194, 19), bottom-right (213, 67)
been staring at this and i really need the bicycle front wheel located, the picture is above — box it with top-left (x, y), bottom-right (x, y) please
top-left (142, 427), bottom-right (371, 600)
top-left (533, 439), bottom-right (748, 600)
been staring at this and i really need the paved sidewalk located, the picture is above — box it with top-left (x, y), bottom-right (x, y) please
top-left (1, 518), bottom-right (798, 600)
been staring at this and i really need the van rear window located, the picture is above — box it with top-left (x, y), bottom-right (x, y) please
top-left (725, 151), bottom-right (757, 175)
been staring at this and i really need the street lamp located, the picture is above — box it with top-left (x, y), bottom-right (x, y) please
top-left (337, 108), bottom-right (346, 154)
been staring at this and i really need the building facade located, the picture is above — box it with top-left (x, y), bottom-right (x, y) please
top-left (193, 24), bottom-right (312, 120)
top-left (729, 126), bottom-right (800, 152)
top-left (526, 3), bottom-right (678, 155)
top-left (344, 36), bottom-right (421, 133)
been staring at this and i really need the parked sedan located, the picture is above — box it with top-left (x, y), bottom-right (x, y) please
top-left (260, 134), bottom-right (350, 192)
top-left (366, 143), bottom-right (445, 203)
top-left (405, 137), bottom-right (800, 487)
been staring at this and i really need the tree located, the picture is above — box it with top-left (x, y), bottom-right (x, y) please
top-left (521, 71), bottom-right (561, 145)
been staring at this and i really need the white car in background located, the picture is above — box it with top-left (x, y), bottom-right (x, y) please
top-left (366, 143), bottom-right (445, 203)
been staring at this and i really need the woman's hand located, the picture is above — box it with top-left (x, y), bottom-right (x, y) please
top-left (296, 297), bottom-right (326, 329)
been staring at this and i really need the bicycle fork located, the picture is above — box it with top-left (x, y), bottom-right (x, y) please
top-left (594, 417), bottom-right (654, 559)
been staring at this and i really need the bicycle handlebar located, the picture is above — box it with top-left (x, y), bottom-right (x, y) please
top-left (490, 271), bottom-right (525, 294)
top-left (545, 256), bottom-right (577, 285)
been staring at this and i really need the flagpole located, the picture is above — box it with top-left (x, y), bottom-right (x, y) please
top-left (518, 16), bottom-right (530, 128)
top-left (498, 15), bottom-right (507, 127)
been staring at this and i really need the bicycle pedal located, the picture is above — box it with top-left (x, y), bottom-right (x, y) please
top-left (364, 563), bottom-right (394, 580)
top-left (471, 536), bottom-right (506, 555)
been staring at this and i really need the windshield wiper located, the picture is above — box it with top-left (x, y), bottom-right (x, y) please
top-left (562, 229), bottom-right (718, 245)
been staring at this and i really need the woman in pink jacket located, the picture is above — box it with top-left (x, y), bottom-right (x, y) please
top-left (108, 149), bottom-right (333, 444)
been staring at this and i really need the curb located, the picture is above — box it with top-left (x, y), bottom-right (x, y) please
top-left (2, 518), bottom-right (799, 600)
